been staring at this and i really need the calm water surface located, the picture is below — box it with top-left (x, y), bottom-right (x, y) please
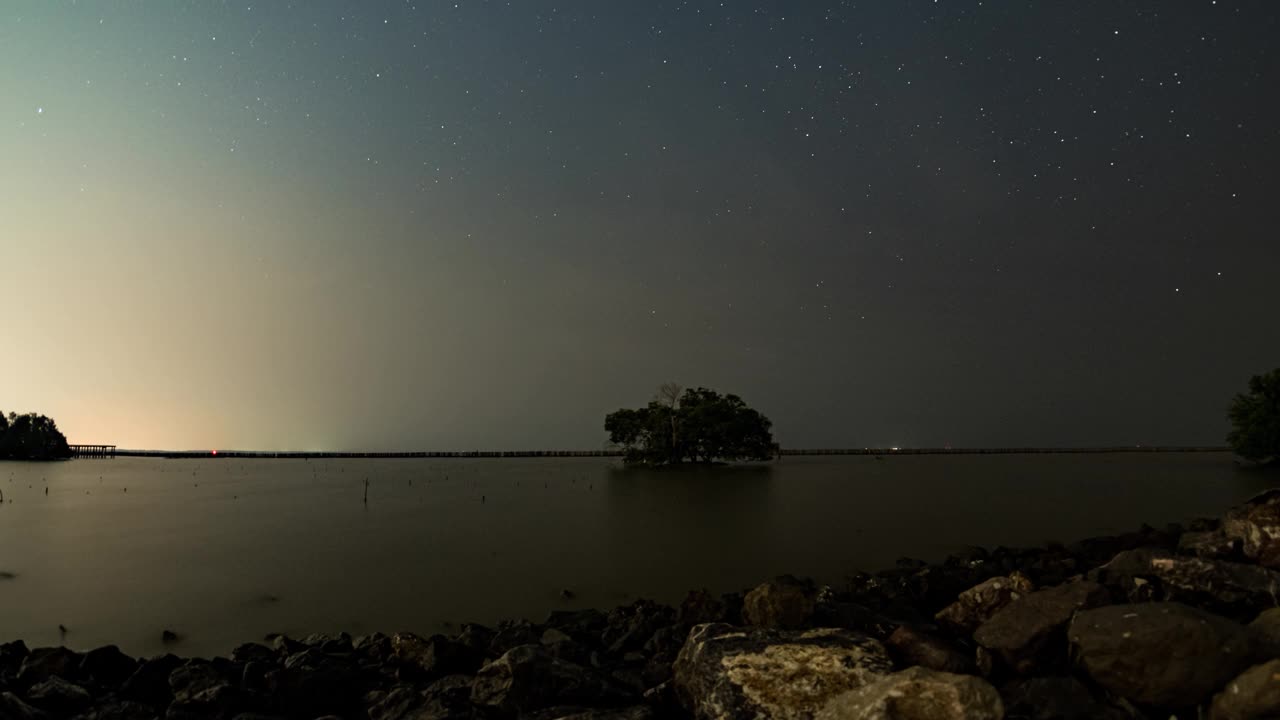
top-left (0, 453), bottom-right (1270, 657)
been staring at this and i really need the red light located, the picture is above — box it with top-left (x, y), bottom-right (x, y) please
top-left (212, 450), bottom-right (218, 456)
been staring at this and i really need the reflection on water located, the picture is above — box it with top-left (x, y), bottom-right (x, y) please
top-left (0, 454), bottom-right (1269, 657)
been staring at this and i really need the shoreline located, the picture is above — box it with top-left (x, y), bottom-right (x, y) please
top-left (2, 490), bottom-right (1278, 718)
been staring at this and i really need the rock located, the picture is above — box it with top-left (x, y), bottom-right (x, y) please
top-left (602, 600), bottom-right (675, 656)
top-left (240, 660), bottom-right (276, 695)
top-left (1178, 528), bottom-right (1240, 559)
top-left (816, 666), bottom-right (1003, 719)
top-left (268, 634), bottom-right (305, 655)
top-left (0, 692), bottom-right (45, 720)
top-left (0, 640), bottom-right (29, 678)
top-left (672, 623), bottom-right (892, 720)
top-left (490, 621), bottom-right (545, 657)
top-left (1090, 547), bottom-right (1280, 617)
top-left (885, 626), bottom-right (975, 674)
top-left (1249, 607), bottom-right (1280, 660)
top-left (1069, 602), bottom-right (1252, 709)
top-left (25, 676), bottom-right (93, 714)
top-left (553, 707), bottom-right (656, 720)
top-left (542, 628), bottom-right (592, 666)
top-left (78, 645), bottom-right (138, 688)
top-left (935, 573), bottom-right (1034, 634)
top-left (973, 581), bottom-right (1109, 674)
top-left (1223, 489), bottom-right (1280, 568)
top-left (1000, 676), bottom-right (1129, 720)
top-left (471, 644), bottom-right (633, 716)
top-left (167, 660), bottom-right (240, 719)
top-left (454, 623), bottom-right (495, 660)
top-left (277, 650), bottom-right (364, 718)
top-left (544, 609), bottom-right (607, 645)
top-left (161, 630), bottom-right (180, 644)
top-left (119, 654), bottom-right (181, 705)
top-left (354, 632), bottom-right (391, 656)
top-left (16, 647), bottom-right (82, 687)
top-left (230, 643), bottom-right (276, 666)
top-left (75, 698), bottom-right (159, 720)
top-left (742, 575), bottom-right (819, 629)
top-left (677, 590), bottom-right (727, 626)
top-left (168, 659), bottom-right (229, 699)
top-left (393, 633), bottom-right (484, 679)
top-left (419, 674), bottom-right (476, 719)
top-left (1209, 659), bottom-right (1280, 720)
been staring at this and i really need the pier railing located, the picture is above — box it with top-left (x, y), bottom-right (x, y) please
top-left (67, 444), bottom-right (117, 458)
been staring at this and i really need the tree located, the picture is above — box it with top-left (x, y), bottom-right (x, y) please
top-left (605, 385), bottom-right (775, 466)
top-left (1228, 368), bottom-right (1280, 464)
top-left (0, 411), bottom-right (71, 460)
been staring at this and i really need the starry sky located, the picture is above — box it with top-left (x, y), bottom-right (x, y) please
top-left (2, 1), bottom-right (1278, 451)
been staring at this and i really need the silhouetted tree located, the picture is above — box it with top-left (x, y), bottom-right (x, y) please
top-left (1228, 368), bottom-right (1280, 464)
top-left (0, 411), bottom-right (71, 460)
top-left (605, 385), bottom-right (775, 466)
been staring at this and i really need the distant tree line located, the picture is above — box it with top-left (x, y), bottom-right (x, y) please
top-left (605, 384), bottom-right (776, 466)
top-left (1228, 368), bottom-right (1280, 465)
top-left (0, 410), bottom-right (71, 460)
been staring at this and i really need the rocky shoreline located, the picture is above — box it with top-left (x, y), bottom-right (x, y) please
top-left (3, 490), bottom-right (1280, 719)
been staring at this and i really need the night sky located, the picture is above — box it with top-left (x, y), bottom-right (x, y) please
top-left (2, 1), bottom-right (1278, 451)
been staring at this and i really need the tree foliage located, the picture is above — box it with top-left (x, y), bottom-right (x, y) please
top-left (605, 386), bottom-right (776, 466)
top-left (1228, 369), bottom-right (1280, 463)
top-left (0, 410), bottom-right (71, 460)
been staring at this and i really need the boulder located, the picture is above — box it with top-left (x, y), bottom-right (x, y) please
top-left (545, 609), bottom-right (608, 646)
top-left (1178, 528), bottom-right (1240, 560)
top-left (1223, 489), bottom-right (1280, 568)
top-left (0, 640), bottom-right (29, 679)
top-left (541, 628), bottom-right (592, 666)
top-left (454, 623), bottom-right (495, 663)
top-left (973, 581), bottom-right (1109, 674)
top-left (1209, 659), bottom-right (1280, 720)
top-left (0, 692), bottom-right (44, 720)
top-left (602, 601), bottom-right (675, 656)
top-left (16, 647), bottom-right (82, 687)
top-left (553, 707), bottom-right (656, 720)
top-left (815, 666), bottom-right (1003, 720)
top-left (74, 698), bottom-right (158, 720)
top-left (230, 643), bottom-right (276, 666)
top-left (1069, 602), bottom-right (1252, 709)
top-left (672, 624), bottom-right (892, 720)
top-left (999, 676), bottom-right (1129, 720)
top-left (677, 590), bottom-right (728, 626)
top-left (1090, 547), bottom-right (1280, 617)
top-left (25, 676), bottom-right (93, 714)
top-left (167, 660), bottom-right (240, 720)
top-left (742, 576), bottom-right (819, 629)
top-left (354, 632), bottom-right (393, 661)
top-left (302, 632), bottom-right (352, 653)
top-left (471, 644), bottom-right (633, 716)
top-left (935, 574), bottom-right (1034, 634)
top-left (491, 621), bottom-right (545, 657)
top-left (884, 626), bottom-right (975, 674)
top-left (119, 654), bottom-right (181, 705)
top-left (78, 645), bottom-right (138, 688)
top-left (392, 633), bottom-right (483, 679)
top-left (276, 649), bottom-right (364, 718)
top-left (1249, 607), bottom-right (1280, 660)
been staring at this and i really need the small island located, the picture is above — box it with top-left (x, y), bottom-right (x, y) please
top-left (0, 411), bottom-right (71, 461)
top-left (604, 384), bottom-right (776, 466)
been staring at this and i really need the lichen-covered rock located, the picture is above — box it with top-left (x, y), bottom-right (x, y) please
top-left (743, 576), bottom-right (819, 629)
top-left (1249, 607), bottom-right (1280, 661)
top-left (884, 626), bottom-right (974, 674)
top-left (1089, 548), bottom-right (1280, 617)
top-left (973, 581), bottom-right (1109, 674)
top-left (1209, 659), bottom-right (1280, 720)
top-left (672, 623), bottom-right (892, 720)
top-left (935, 574), bottom-right (1034, 634)
top-left (25, 676), bottom-right (93, 714)
top-left (1178, 528), bottom-right (1239, 560)
top-left (471, 644), bottom-right (632, 716)
top-left (815, 666), bottom-right (1003, 720)
top-left (1223, 489), bottom-right (1280, 569)
top-left (1069, 602), bottom-right (1252, 709)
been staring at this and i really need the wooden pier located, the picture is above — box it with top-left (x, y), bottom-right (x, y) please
top-left (68, 444), bottom-right (117, 459)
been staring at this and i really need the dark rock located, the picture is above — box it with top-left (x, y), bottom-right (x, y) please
top-left (1090, 547), bottom-right (1280, 618)
top-left (742, 575), bottom-right (818, 629)
top-left (120, 654), bottom-right (181, 705)
top-left (815, 666), bottom-right (1003, 720)
top-left (490, 621), bottom-right (545, 657)
top-left (230, 643), bottom-right (276, 666)
top-left (973, 581), bottom-right (1110, 674)
top-left (640, 656), bottom-right (673, 689)
top-left (541, 628), bottom-right (592, 666)
top-left (74, 698), bottom-right (160, 720)
top-left (718, 592), bottom-right (745, 626)
top-left (0, 691), bottom-right (45, 720)
top-left (1223, 488), bottom-right (1280, 569)
top-left (602, 601), bottom-right (675, 657)
top-left (471, 644), bottom-right (633, 716)
top-left (17, 647), bottom-right (82, 687)
top-left (1249, 607), bottom-right (1280, 661)
top-left (1177, 528), bottom-right (1240, 560)
top-left (25, 676), bottom-right (93, 714)
top-left (812, 601), bottom-right (900, 639)
top-left (354, 632), bottom-right (391, 658)
top-left (393, 633), bottom-right (484, 680)
top-left (610, 667), bottom-right (646, 695)
top-left (0, 640), bottom-right (29, 679)
top-left (167, 660), bottom-right (240, 720)
top-left (553, 707), bottom-right (656, 720)
top-left (1069, 602), bottom-right (1252, 709)
top-left (419, 674), bottom-right (475, 719)
top-left (302, 632), bottom-right (352, 654)
top-left (544, 609), bottom-right (607, 646)
top-left (1000, 675), bottom-right (1129, 720)
top-left (676, 590), bottom-right (726, 626)
top-left (276, 650), bottom-right (363, 719)
top-left (885, 626), bottom-right (975, 674)
top-left (935, 573), bottom-right (1034, 634)
top-left (268, 635), bottom-right (305, 656)
top-left (1209, 658), bottom-right (1280, 720)
top-left (161, 630), bottom-right (179, 645)
top-left (367, 686), bottom-right (429, 720)
top-left (672, 624), bottom-right (892, 720)
top-left (78, 646), bottom-right (138, 688)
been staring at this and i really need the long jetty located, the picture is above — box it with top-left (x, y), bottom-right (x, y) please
top-left (82, 446), bottom-right (1230, 460)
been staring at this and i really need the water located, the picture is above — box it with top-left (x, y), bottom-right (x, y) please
top-left (0, 453), bottom-right (1270, 658)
